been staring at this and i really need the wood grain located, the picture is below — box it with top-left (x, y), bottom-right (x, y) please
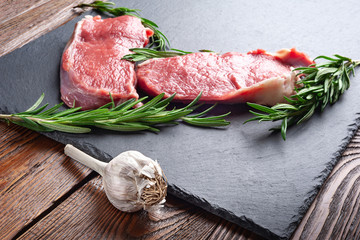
top-left (0, 0), bottom-right (93, 57)
top-left (292, 131), bottom-right (360, 240)
top-left (0, 0), bottom-right (51, 24)
top-left (0, 122), bottom-right (92, 239)
top-left (16, 174), bottom-right (261, 240)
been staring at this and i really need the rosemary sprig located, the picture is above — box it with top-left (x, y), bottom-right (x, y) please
top-left (122, 48), bottom-right (215, 62)
top-left (76, 1), bottom-right (170, 50)
top-left (245, 54), bottom-right (360, 140)
top-left (0, 93), bottom-right (230, 134)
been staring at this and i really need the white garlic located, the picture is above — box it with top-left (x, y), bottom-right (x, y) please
top-left (64, 144), bottom-right (167, 212)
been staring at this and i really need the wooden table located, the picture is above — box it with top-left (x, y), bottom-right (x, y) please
top-left (1, 1), bottom-right (360, 239)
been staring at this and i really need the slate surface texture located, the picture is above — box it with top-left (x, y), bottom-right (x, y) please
top-left (1, 0), bottom-right (360, 239)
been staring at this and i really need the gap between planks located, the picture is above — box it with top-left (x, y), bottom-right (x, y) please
top-left (11, 171), bottom-right (99, 240)
top-left (0, 123), bottom-right (94, 239)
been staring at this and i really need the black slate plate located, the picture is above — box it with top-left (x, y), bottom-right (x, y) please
top-left (1, 0), bottom-right (360, 239)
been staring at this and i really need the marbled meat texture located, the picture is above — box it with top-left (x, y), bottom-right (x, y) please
top-left (61, 15), bottom-right (153, 110)
top-left (136, 48), bottom-right (313, 105)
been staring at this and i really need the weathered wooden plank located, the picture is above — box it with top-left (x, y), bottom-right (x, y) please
top-left (0, 0), bottom-right (52, 24)
top-left (0, 0), bottom-right (93, 57)
top-left (16, 174), bottom-right (263, 240)
top-left (292, 131), bottom-right (360, 239)
top-left (0, 122), bottom-right (92, 240)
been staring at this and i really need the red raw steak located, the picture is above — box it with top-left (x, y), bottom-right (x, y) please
top-left (136, 48), bottom-right (313, 105)
top-left (61, 15), bottom-right (153, 110)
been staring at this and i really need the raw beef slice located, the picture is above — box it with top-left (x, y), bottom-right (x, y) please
top-left (136, 48), bottom-right (313, 106)
top-left (61, 15), bottom-right (153, 110)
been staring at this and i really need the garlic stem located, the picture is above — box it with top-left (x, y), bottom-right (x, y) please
top-left (64, 144), bottom-right (107, 176)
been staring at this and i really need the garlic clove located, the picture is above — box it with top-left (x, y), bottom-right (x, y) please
top-left (103, 150), bottom-right (167, 212)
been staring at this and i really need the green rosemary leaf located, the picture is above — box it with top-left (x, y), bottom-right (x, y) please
top-left (11, 120), bottom-right (51, 132)
top-left (98, 102), bottom-right (114, 109)
top-left (342, 67), bottom-right (351, 92)
top-left (123, 93), bottom-right (165, 116)
top-left (295, 68), bottom-right (317, 75)
top-left (15, 116), bottom-right (51, 132)
top-left (296, 104), bottom-right (316, 124)
top-left (139, 17), bottom-right (159, 28)
top-left (296, 86), bottom-right (323, 96)
top-left (323, 77), bottom-right (330, 94)
top-left (96, 122), bottom-right (159, 132)
top-left (185, 92), bottom-right (204, 109)
top-left (313, 55), bottom-right (338, 61)
top-left (56, 109), bottom-right (110, 122)
top-left (280, 117), bottom-right (288, 141)
top-left (294, 66), bottom-right (317, 71)
top-left (38, 121), bottom-right (91, 133)
top-left (18, 103), bottom-right (48, 115)
top-left (246, 54), bottom-right (360, 140)
top-left (271, 103), bottom-right (298, 111)
top-left (187, 104), bottom-right (217, 118)
top-left (246, 103), bottom-right (277, 114)
top-left (301, 72), bottom-right (318, 83)
top-left (185, 112), bottom-right (231, 122)
top-left (315, 68), bottom-right (338, 82)
top-left (112, 98), bottom-right (142, 113)
top-left (37, 103), bottom-right (64, 116)
top-left (153, 93), bottom-right (176, 108)
top-left (141, 109), bottom-right (193, 123)
top-left (333, 54), bottom-right (352, 62)
top-left (50, 107), bottom-right (82, 118)
top-left (182, 117), bottom-right (230, 127)
top-left (109, 98), bottom-right (136, 112)
top-left (283, 96), bottom-right (298, 104)
top-left (24, 93), bottom-right (45, 112)
top-left (17, 116), bottom-right (40, 129)
top-left (243, 116), bottom-right (263, 123)
top-left (246, 110), bottom-right (270, 119)
top-left (108, 110), bottom-right (159, 123)
top-left (321, 93), bottom-right (329, 111)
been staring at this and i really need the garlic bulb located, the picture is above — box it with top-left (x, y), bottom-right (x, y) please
top-left (64, 144), bottom-right (167, 212)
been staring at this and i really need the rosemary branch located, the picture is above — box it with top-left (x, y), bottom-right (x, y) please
top-left (76, 1), bottom-right (170, 50)
top-left (245, 54), bottom-right (360, 140)
top-left (0, 93), bottom-right (230, 134)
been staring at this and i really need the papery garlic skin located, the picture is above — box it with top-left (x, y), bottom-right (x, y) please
top-left (103, 151), bottom-right (167, 212)
top-left (64, 144), bottom-right (167, 213)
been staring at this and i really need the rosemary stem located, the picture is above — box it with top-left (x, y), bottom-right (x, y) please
top-left (0, 114), bottom-right (24, 122)
top-left (0, 114), bottom-right (11, 120)
top-left (0, 114), bottom-right (51, 123)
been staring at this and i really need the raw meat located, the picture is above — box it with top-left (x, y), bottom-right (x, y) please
top-left (136, 48), bottom-right (313, 105)
top-left (60, 15), bottom-right (153, 110)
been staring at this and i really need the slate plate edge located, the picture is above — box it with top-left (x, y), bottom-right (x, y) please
top-left (286, 112), bottom-right (360, 238)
